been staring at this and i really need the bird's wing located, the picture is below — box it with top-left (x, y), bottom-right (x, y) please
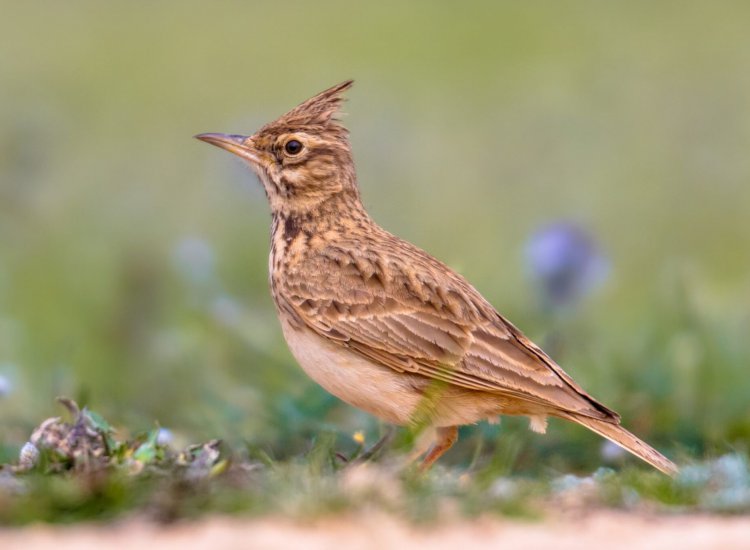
top-left (279, 240), bottom-right (618, 421)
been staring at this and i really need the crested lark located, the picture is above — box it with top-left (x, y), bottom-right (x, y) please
top-left (196, 81), bottom-right (678, 476)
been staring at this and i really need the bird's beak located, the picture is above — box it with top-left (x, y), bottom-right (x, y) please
top-left (194, 133), bottom-right (261, 165)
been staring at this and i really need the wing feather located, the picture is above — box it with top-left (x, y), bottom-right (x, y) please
top-left (279, 238), bottom-right (618, 421)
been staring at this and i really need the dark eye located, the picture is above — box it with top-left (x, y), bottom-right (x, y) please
top-left (284, 139), bottom-right (303, 155)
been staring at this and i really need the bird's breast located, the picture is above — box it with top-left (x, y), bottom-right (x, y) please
top-left (277, 314), bottom-right (422, 425)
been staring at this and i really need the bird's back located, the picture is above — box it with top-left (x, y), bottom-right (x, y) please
top-left (273, 212), bottom-right (618, 423)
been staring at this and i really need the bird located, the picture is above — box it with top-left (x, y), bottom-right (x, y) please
top-left (196, 80), bottom-right (678, 476)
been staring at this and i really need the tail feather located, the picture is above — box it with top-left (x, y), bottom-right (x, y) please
top-left (560, 413), bottom-right (679, 477)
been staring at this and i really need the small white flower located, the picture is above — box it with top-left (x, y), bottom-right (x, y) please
top-left (19, 442), bottom-right (39, 470)
top-left (489, 478), bottom-right (518, 500)
top-left (600, 440), bottom-right (626, 462)
top-left (677, 464), bottom-right (711, 488)
top-left (712, 453), bottom-right (749, 487)
top-left (156, 428), bottom-right (174, 446)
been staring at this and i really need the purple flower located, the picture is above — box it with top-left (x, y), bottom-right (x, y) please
top-left (156, 428), bottom-right (174, 447)
top-left (524, 222), bottom-right (609, 309)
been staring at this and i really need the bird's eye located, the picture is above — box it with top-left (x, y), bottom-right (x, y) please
top-left (284, 139), bottom-right (303, 155)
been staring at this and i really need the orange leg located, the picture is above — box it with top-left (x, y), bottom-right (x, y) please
top-left (419, 426), bottom-right (458, 471)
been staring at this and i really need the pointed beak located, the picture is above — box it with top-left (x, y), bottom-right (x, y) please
top-left (194, 133), bottom-right (261, 165)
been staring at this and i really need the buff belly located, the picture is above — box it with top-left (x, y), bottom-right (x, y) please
top-left (278, 317), bottom-right (534, 428)
top-left (280, 317), bottom-right (423, 424)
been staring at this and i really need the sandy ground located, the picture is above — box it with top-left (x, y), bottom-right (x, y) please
top-left (1, 512), bottom-right (749, 550)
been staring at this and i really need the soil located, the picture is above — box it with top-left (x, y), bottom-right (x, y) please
top-left (1, 511), bottom-right (748, 550)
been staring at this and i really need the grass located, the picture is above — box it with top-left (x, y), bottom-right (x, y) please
top-left (1, 399), bottom-right (748, 526)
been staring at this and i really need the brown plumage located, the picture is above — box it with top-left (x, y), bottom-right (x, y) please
top-left (196, 81), bottom-right (678, 476)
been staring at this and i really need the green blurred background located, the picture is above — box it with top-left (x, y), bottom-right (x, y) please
top-left (1, 1), bottom-right (748, 471)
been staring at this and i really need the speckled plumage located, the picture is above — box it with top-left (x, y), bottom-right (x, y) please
top-left (196, 81), bottom-right (677, 475)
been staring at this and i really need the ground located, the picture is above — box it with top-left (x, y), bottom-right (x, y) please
top-left (2, 511), bottom-right (749, 550)
top-left (2, 399), bottom-right (748, 550)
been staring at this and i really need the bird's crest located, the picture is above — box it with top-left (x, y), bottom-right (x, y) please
top-left (266, 80), bottom-right (353, 136)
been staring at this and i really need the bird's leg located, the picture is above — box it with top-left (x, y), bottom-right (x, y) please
top-left (405, 426), bottom-right (436, 465)
top-left (355, 425), bottom-right (395, 463)
top-left (418, 426), bottom-right (458, 472)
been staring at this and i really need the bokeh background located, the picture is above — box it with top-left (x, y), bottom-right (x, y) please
top-left (1, 1), bottom-right (748, 472)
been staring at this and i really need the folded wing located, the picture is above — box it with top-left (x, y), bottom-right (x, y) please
top-left (280, 240), bottom-right (618, 422)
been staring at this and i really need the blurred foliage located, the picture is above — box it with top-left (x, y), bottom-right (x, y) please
top-left (2, 399), bottom-right (748, 525)
top-left (1, 0), bottom-right (749, 494)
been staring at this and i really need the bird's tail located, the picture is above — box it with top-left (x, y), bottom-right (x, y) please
top-left (559, 412), bottom-right (678, 477)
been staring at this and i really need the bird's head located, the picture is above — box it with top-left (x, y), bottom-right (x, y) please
top-left (196, 80), bottom-right (358, 214)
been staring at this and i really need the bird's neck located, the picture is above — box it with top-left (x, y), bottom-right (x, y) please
top-left (272, 188), bottom-right (368, 236)
top-left (269, 189), bottom-right (371, 267)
